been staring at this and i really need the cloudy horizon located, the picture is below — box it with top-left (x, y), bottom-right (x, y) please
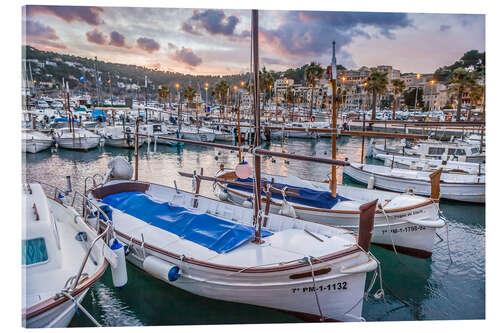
top-left (22, 5), bottom-right (485, 75)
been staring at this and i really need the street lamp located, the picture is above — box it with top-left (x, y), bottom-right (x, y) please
top-left (414, 74), bottom-right (421, 110)
top-left (204, 82), bottom-right (209, 110)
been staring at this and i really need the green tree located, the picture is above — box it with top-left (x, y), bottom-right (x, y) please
top-left (157, 85), bottom-right (170, 110)
top-left (364, 69), bottom-right (389, 120)
top-left (284, 86), bottom-right (295, 121)
top-left (305, 62), bottom-right (324, 117)
top-left (182, 85), bottom-right (196, 106)
top-left (391, 79), bottom-right (406, 119)
top-left (448, 68), bottom-right (476, 121)
top-left (469, 84), bottom-right (485, 119)
top-left (214, 80), bottom-right (229, 116)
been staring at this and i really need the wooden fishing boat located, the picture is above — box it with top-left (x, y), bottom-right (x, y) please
top-left (214, 169), bottom-right (445, 258)
top-left (343, 162), bottom-right (485, 203)
top-left (22, 183), bottom-right (114, 328)
top-left (22, 130), bottom-right (53, 153)
top-left (53, 127), bottom-right (101, 151)
top-left (88, 179), bottom-right (378, 322)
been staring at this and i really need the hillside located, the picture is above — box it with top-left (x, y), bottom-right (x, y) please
top-left (22, 46), bottom-right (324, 98)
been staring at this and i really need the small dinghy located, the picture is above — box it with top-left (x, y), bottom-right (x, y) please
top-left (87, 174), bottom-right (378, 322)
top-left (22, 130), bottom-right (53, 153)
top-left (53, 127), bottom-right (101, 151)
top-left (214, 166), bottom-right (446, 258)
top-left (344, 162), bottom-right (485, 203)
top-left (22, 183), bottom-right (117, 328)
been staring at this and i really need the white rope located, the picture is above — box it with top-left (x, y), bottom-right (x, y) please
top-left (432, 201), bottom-right (453, 263)
top-left (306, 256), bottom-right (325, 320)
top-left (46, 291), bottom-right (102, 327)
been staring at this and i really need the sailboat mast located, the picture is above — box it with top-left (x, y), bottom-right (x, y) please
top-left (251, 9), bottom-right (263, 243)
top-left (329, 41), bottom-right (337, 198)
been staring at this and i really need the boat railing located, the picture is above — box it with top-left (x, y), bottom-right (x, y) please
top-left (25, 178), bottom-right (113, 291)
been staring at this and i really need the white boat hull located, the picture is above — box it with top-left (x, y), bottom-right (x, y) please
top-left (124, 250), bottom-right (367, 321)
top-left (55, 137), bottom-right (100, 150)
top-left (105, 137), bottom-right (145, 148)
top-left (182, 132), bottom-right (216, 142)
top-left (22, 139), bottom-right (53, 153)
top-left (219, 184), bottom-right (441, 257)
top-left (343, 165), bottom-right (485, 203)
top-left (215, 133), bottom-right (234, 141)
top-left (25, 290), bottom-right (88, 328)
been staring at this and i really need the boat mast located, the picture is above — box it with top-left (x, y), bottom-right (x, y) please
top-left (329, 41), bottom-right (337, 198)
top-left (251, 9), bottom-right (264, 244)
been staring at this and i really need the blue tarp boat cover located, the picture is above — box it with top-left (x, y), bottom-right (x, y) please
top-left (227, 178), bottom-right (351, 209)
top-left (102, 191), bottom-right (272, 253)
top-left (91, 109), bottom-right (107, 121)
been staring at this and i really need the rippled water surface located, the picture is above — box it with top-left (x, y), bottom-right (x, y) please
top-left (23, 135), bottom-right (485, 326)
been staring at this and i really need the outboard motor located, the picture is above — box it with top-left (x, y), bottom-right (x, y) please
top-left (103, 156), bottom-right (134, 183)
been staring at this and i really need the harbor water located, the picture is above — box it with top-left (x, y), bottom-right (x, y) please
top-left (23, 136), bottom-right (485, 325)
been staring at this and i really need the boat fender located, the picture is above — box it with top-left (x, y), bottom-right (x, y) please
top-left (107, 156), bottom-right (133, 180)
top-left (218, 189), bottom-right (229, 201)
top-left (142, 256), bottom-right (181, 282)
top-left (279, 199), bottom-right (296, 218)
top-left (367, 176), bottom-right (375, 189)
top-left (243, 198), bottom-right (253, 208)
top-left (110, 238), bottom-right (128, 289)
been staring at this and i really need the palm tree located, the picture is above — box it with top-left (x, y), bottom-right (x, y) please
top-left (157, 85), bottom-right (170, 112)
top-left (364, 69), bottom-right (389, 120)
top-left (214, 80), bottom-right (229, 117)
top-left (448, 68), bottom-right (476, 121)
top-left (182, 85), bottom-right (196, 106)
top-left (259, 67), bottom-right (274, 109)
top-left (469, 84), bottom-right (484, 120)
top-left (305, 62), bottom-right (324, 118)
top-left (391, 79), bottom-right (406, 120)
top-left (284, 86), bottom-right (295, 121)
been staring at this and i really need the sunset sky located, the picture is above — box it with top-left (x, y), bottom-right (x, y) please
top-left (22, 5), bottom-right (485, 75)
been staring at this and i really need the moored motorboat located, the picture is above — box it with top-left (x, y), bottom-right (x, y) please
top-left (139, 123), bottom-right (184, 146)
top-left (22, 183), bottom-right (115, 328)
top-left (367, 139), bottom-right (485, 163)
top-left (100, 125), bottom-right (145, 148)
top-left (343, 162), bottom-right (485, 203)
top-left (22, 130), bottom-right (53, 153)
top-left (53, 127), bottom-right (101, 151)
top-left (376, 153), bottom-right (485, 175)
